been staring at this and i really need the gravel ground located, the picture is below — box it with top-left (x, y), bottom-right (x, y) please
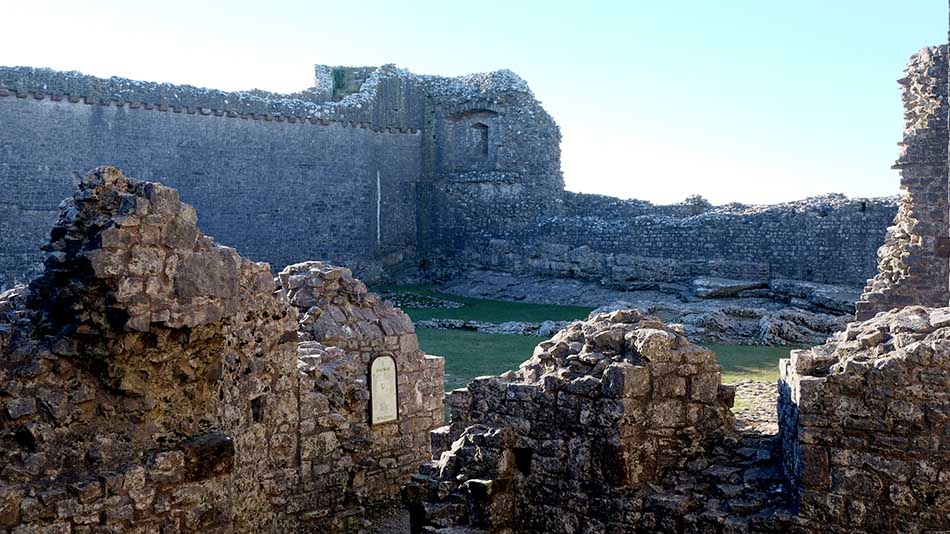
top-left (362, 500), bottom-right (410, 534)
top-left (731, 380), bottom-right (779, 435)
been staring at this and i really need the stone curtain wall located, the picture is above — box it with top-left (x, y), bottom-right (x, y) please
top-left (778, 307), bottom-right (950, 533)
top-left (856, 46), bottom-right (950, 319)
top-left (0, 168), bottom-right (443, 533)
top-left (432, 189), bottom-right (896, 286)
top-left (0, 63), bottom-right (897, 291)
top-left (0, 67), bottom-right (424, 290)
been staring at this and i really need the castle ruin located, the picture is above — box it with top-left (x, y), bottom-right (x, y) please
top-left (0, 64), bottom-right (895, 295)
top-left (0, 7), bottom-right (949, 534)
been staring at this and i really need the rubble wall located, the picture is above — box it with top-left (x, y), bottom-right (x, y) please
top-left (856, 46), bottom-right (950, 319)
top-left (430, 193), bottom-right (896, 286)
top-left (281, 261), bottom-right (444, 515)
top-left (0, 168), bottom-right (444, 533)
top-left (405, 311), bottom-right (736, 533)
top-left (779, 306), bottom-right (950, 533)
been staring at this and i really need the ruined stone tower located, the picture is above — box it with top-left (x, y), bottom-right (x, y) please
top-left (856, 46), bottom-right (950, 319)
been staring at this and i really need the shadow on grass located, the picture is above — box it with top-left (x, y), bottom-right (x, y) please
top-left (374, 284), bottom-right (593, 323)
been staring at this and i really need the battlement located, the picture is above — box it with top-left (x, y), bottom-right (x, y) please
top-left (0, 66), bottom-right (420, 133)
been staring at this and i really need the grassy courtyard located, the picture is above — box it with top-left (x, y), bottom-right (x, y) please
top-left (377, 286), bottom-right (791, 391)
top-left (417, 328), bottom-right (790, 391)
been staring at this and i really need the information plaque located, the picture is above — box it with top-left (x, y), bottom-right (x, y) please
top-left (370, 355), bottom-right (398, 425)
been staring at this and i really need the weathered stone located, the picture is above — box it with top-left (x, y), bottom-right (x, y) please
top-left (0, 169), bottom-right (441, 533)
top-left (780, 305), bottom-right (950, 533)
top-left (856, 45), bottom-right (950, 319)
top-left (692, 277), bottom-right (767, 299)
top-left (405, 311), bottom-right (733, 531)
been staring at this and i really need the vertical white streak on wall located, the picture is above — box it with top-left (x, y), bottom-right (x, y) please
top-left (376, 169), bottom-right (381, 246)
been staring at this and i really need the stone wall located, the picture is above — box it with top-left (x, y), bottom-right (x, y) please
top-left (0, 63), bottom-right (895, 292)
top-left (280, 261), bottom-right (444, 514)
top-left (0, 167), bottom-right (444, 533)
top-left (0, 66), bottom-right (424, 290)
top-left (856, 46), bottom-right (950, 318)
top-left (430, 191), bottom-right (896, 286)
top-left (406, 307), bottom-right (950, 533)
top-left (779, 306), bottom-right (950, 533)
top-left (405, 310), bottom-right (736, 533)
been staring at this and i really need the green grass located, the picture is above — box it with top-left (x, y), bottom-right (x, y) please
top-left (705, 344), bottom-right (792, 384)
top-left (374, 284), bottom-right (593, 323)
top-left (381, 285), bottom-right (793, 388)
top-left (415, 328), bottom-right (546, 391)
top-left (415, 329), bottom-right (792, 391)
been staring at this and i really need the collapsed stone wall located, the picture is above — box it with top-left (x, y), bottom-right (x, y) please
top-left (407, 308), bottom-right (950, 534)
top-left (857, 45), bottom-right (950, 318)
top-left (0, 167), bottom-right (443, 533)
top-left (405, 310), bottom-right (736, 533)
top-left (779, 306), bottom-right (950, 533)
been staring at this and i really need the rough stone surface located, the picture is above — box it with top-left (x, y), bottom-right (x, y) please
top-left (404, 310), bottom-right (737, 532)
top-left (414, 318), bottom-right (571, 337)
top-left (281, 260), bottom-right (445, 518)
top-left (430, 194), bottom-right (895, 290)
top-left (0, 167), bottom-right (443, 533)
top-left (779, 306), bottom-right (950, 533)
top-left (0, 65), bottom-right (894, 293)
top-left (857, 45), bottom-right (950, 319)
top-left (441, 270), bottom-right (851, 345)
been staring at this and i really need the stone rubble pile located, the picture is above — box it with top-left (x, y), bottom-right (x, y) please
top-left (441, 270), bottom-right (854, 346)
top-left (414, 318), bottom-right (569, 337)
top-left (594, 301), bottom-right (847, 347)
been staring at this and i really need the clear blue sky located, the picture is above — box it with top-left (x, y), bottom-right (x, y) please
top-left (2, 1), bottom-right (945, 204)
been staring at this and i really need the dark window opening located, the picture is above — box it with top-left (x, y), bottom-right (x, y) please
top-left (471, 122), bottom-right (489, 159)
top-left (513, 447), bottom-right (533, 475)
top-left (251, 396), bottom-right (265, 423)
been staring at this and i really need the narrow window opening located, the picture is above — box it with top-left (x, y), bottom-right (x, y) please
top-left (471, 122), bottom-right (489, 159)
top-left (251, 396), bottom-right (265, 423)
top-left (513, 447), bottom-right (533, 475)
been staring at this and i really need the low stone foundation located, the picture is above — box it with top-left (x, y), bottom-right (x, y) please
top-left (406, 305), bottom-right (950, 533)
